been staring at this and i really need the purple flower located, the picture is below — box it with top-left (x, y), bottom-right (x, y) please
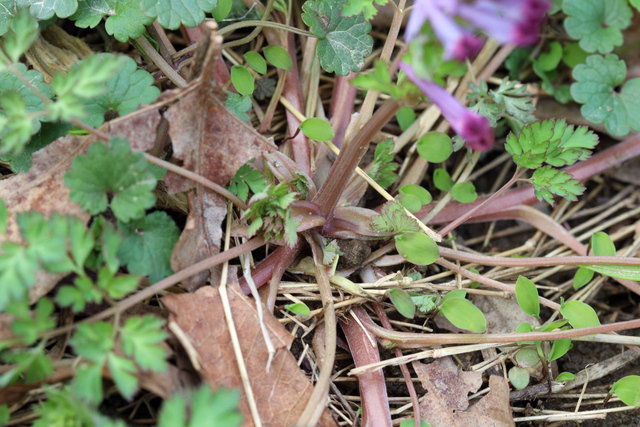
top-left (457, 0), bottom-right (550, 46)
top-left (399, 62), bottom-right (494, 152)
top-left (405, 0), bottom-right (483, 61)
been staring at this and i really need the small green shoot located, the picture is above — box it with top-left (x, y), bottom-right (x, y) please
top-left (610, 376), bottom-right (640, 406)
top-left (244, 52), bottom-right (267, 74)
top-left (228, 163), bottom-right (268, 203)
top-left (559, 299), bottom-right (601, 329)
top-left (556, 372), bottom-right (577, 382)
top-left (285, 302), bottom-right (311, 317)
top-left (573, 267), bottom-right (594, 290)
top-left (369, 139), bottom-right (399, 189)
top-left (515, 276), bottom-right (540, 318)
top-left (230, 65), bottom-right (255, 97)
top-left (548, 338), bottom-right (572, 361)
top-left (591, 231), bottom-right (616, 256)
top-left (394, 232), bottom-right (439, 266)
top-left (243, 184), bottom-right (300, 247)
top-left (263, 45), bottom-right (292, 71)
top-left (386, 288), bottom-right (415, 319)
top-left (439, 295), bottom-right (486, 333)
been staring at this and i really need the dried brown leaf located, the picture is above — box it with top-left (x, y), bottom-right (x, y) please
top-left (413, 357), bottom-right (482, 427)
top-left (162, 277), bottom-right (336, 427)
top-left (454, 375), bottom-right (515, 427)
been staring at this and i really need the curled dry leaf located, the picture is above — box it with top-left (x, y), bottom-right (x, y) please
top-left (162, 277), bottom-right (336, 427)
top-left (413, 357), bottom-right (482, 427)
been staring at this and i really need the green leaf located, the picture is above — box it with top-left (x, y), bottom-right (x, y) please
top-left (350, 60), bottom-right (421, 100)
top-left (302, 0), bottom-right (373, 76)
top-left (416, 131), bottom-right (452, 163)
top-left (530, 166), bottom-right (584, 205)
top-left (70, 0), bottom-right (155, 42)
top-left (556, 372), bottom-right (577, 382)
top-left (117, 211), bottom-right (179, 283)
top-left (369, 139), bottom-right (398, 189)
top-left (17, 0), bottom-right (78, 18)
top-left (341, 0), bottom-right (387, 20)
top-left (398, 194), bottom-right (420, 214)
top-left (548, 338), bottom-right (572, 361)
top-left (108, 353), bottom-right (138, 399)
top-left (515, 348), bottom-right (539, 368)
top-left (228, 163), bottom-right (267, 202)
top-left (508, 366), bottom-right (530, 390)
top-left (96, 267), bottom-right (139, 299)
top-left (230, 65), bottom-right (255, 96)
top-left (158, 387), bottom-right (242, 427)
top-left (244, 51), bottom-right (267, 74)
top-left (0, 404), bottom-right (8, 425)
top-left (299, 117), bottom-right (335, 141)
top-left (433, 168), bottom-right (453, 191)
top-left (387, 287), bottom-right (415, 319)
top-left (505, 119), bottom-right (598, 169)
top-left (243, 184), bottom-right (299, 247)
top-left (285, 302), bottom-right (311, 317)
top-left (560, 300), bottom-right (600, 329)
top-left (0, 242), bottom-right (39, 310)
top-left (120, 315), bottom-right (168, 372)
top-left (396, 106), bottom-right (415, 131)
top-left (515, 276), bottom-right (540, 318)
top-left (64, 137), bottom-right (163, 222)
top-left (571, 54), bottom-right (640, 137)
top-left (212, 0), bottom-right (232, 20)
top-left (80, 55), bottom-right (160, 127)
top-left (399, 420), bottom-right (430, 427)
top-left (70, 322), bottom-right (115, 363)
top-left (0, 1), bottom-right (16, 37)
top-left (563, 43), bottom-right (589, 68)
top-left (440, 289), bottom-right (466, 305)
top-left (537, 42), bottom-right (563, 71)
top-left (18, 212), bottom-right (74, 274)
top-left (8, 298), bottom-right (56, 345)
top-left (141, 0), bottom-right (218, 29)
top-left (411, 294), bottom-right (437, 314)
top-left (395, 232), bottom-right (439, 266)
top-left (439, 297), bottom-right (486, 333)
top-left (34, 388), bottom-right (104, 427)
top-left (262, 45), bottom-right (292, 71)
top-left (450, 182), bottom-right (477, 203)
top-left (370, 199), bottom-right (419, 234)
top-left (1, 9), bottom-right (39, 64)
top-left (225, 91), bottom-right (252, 122)
top-left (611, 376), bottom-right (640, 406)
top-left (56, 276), bottom-right (102, 312)
top-left (562, 0), bottom-right (632, 54)
top-left (72, 362), bottom-right (104, 404)
top-left (0, 64), bottom-right (54, 154)
top-left (399, 185), bottom-right (431, 205)
top-left (591, 231), bottom-right (616, 256)
top-left (573, 267), bottom-right (594, 290)
top-left (580, 264), bottom-right (640, 281)
top-left (1, 121), bottom-right (71, 173)
top-left (0, 345), bottom-right (52, 386)
top-left (0, 198), bottom-right (6, 234)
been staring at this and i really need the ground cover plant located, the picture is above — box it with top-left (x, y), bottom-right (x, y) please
top-left (2, 0), bottom-right (640, 425)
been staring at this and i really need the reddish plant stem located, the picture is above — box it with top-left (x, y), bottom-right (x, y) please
top-left (328, 74), bottom-right (357, 149)
top-left (282, 32), bottom-right (311, 176)
top-left (340, 306), bottom-right (392, 427)
top-left (314, 99), bottom-right (401, 221)
top-left (418, 133), bottom-right (640, 225)
top-left (238, 243), bottom-right (302, 293)
top-left (265, 239), bottom-right (302, 311)
top-left (358, 310), bottom-right (640, 347)
top-left (372, 303), bottom-right (421, 427)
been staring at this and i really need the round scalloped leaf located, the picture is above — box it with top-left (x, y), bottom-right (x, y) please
top-left (417, 132), bottom-right (453, 163)
top-left (71, 0), bottom-right (155, 42)
top-left (141, 0), bottom-right (218, 30)
top-left (563, 0), bottom-right (632, 54)
top-left (394, 232), bottom-right (439, 266)
top-left (17, 0), bottom-right (78, 19)
top-left (64, 137), bottom-right (163, 222)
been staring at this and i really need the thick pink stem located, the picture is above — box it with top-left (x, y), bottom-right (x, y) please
top-left (341, 306), bottom-right (392, 427)
top-left (329, 74), bottom-right (357, 149)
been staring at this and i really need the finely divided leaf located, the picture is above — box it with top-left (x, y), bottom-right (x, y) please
top-left (228, 163), bottom-right (267, 202)
top-left (64, 137), bottom-right (163, 222)
top-left (563, 0), bottom-right (632, 54)
top-left (530, 166), bottom-right (584, 205)
top-left (571, 54), bottom-right (640, 136)
top-left (369, 139), bottom-right (398, 189)
top-left (302, 0), bottom-right (373, 75)
top-left (71, 0), bottom-right (155, 42)
top-left (141, 0), bottom-right (218, 30)
top-left (370, 200), bottom-right (419, 235)
top-left (224, 91), bottom-right (252, 122)
top-left (117, 211), bottom-right (179, 282)
top-left (120, 315), bottom-right (168, 372)
top-left (81, 55), bottom-right (160, 127)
